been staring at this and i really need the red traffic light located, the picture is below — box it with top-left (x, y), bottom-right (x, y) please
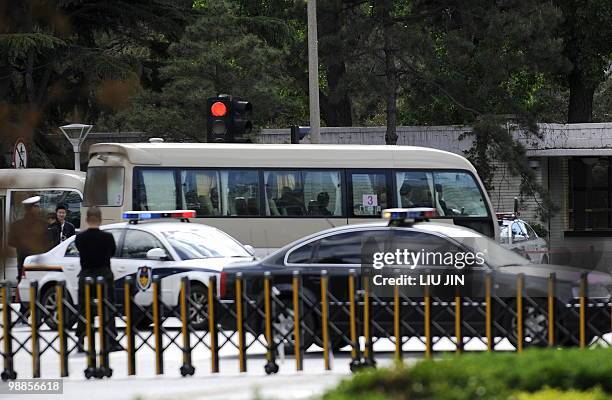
top-left (210, 101), bottom-right (227, 117)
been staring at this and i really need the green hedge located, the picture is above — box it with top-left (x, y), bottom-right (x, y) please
top-left (517, 389), bottom-right (612, 400)
top-left (323, 348), bottom-right (612, 400)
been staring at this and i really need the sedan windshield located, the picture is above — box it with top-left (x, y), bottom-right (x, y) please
top-left (163, 229), bottom-right (251, 260)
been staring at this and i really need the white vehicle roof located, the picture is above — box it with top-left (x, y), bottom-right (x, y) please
top-left (0, 168), bottom-right (85, 190)
top-left (101, 220), bottom-right (224, 233)
top-left (88, 142), bottom-right (478, 171)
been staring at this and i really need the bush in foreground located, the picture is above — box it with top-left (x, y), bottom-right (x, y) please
top-left (323, 348), bottom-right (612, 400)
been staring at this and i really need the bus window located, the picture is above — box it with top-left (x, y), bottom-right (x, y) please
top-left (396, 172), bottom-right (435, 208)
top-left (264, 170), bottom-right (343, 217)
top-left (84, 167), bottom-right (124, 207)
top-left (134, 168), bottom-right (178, 211)
top-left (181, 170), bottom-right (220, 216)
top-left (10, 190), bottom-right (82, 228)
top-left (181, 169), bottom-right (261, 217)
top-left (349, 171), bottom-right (389, 216)
top-left (221, 170), bottom-right (259, 216)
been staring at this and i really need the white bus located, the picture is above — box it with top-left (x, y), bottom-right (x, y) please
top-left (83, 142), bottom-right (499, 256)
top-left (0, 169), bottom-right (85, 282)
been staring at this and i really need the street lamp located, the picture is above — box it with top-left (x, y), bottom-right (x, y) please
top-left (59, 123), bottom-right (92, 171)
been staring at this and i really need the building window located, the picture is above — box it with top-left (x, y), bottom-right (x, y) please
top-left (568, 157), bottom-right (611, 230)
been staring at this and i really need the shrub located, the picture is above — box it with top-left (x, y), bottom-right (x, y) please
top-left (323, 348), bottom-right (612, 400)
top-left (516, 389), bottom-right (612, 400)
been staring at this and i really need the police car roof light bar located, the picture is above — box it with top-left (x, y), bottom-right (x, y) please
top-left (122, 210), bottom-right (196, 224)
top-left (382, 207), bottom-right (437, 226)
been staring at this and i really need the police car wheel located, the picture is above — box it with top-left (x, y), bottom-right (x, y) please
top-left (40, 286), bottom-right (76, 330)
top-left (188, 284), bottom-right (208, 330)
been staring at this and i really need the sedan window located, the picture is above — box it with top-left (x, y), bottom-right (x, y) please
top-left (313, 231), bottom-right (367, 264)
top-left (121, 229), bottom-right (166, 259)
top-left (65, 241), bottom-right (79, 257)
top-left (64, 229), bottom-right (123, 257)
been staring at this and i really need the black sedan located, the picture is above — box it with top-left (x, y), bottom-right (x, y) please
top-left (220, 219), bottom-right (612, 352)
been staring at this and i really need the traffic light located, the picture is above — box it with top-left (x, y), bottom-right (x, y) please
top-left (207, 95), bottom-right (252, 142)
top-left (207, 95), bottom-right (231, 142)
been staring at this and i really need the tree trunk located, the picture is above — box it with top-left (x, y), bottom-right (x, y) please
top-left (567, 69), bottom-right (595, 123)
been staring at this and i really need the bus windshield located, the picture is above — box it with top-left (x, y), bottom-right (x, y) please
top-left (396, 171), bottom-right (488, 217)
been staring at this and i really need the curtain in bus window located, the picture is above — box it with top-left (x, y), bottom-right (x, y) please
top-left (138, 169), bottom-right (177, 211)
top-left (180, 170), bottom-right (219, 216)
top-left (330, 172), bottom-right (342, 215)
top-left (264, 171), bottom-right (305, 216)
top-left (264, 171), bottom-right (273, 216)
top-left (433, 172), bottom-right (487, 217)
top-left (220, 172), bottom-right (230, 216)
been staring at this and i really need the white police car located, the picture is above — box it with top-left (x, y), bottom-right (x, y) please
top-left (497, 212), bottom-right (549, 264)
top-left (18, 210), bottom-right (255, 329)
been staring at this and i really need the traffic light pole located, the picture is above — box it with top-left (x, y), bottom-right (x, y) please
top-left (307, 0), bottom-right (321, 144)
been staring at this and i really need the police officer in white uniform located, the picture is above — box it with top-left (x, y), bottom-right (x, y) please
top-left (8, 196), bottom-right (52, 319)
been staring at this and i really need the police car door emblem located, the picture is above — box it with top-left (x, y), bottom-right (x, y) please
top-left (137, 266), bottom-right (152, 291)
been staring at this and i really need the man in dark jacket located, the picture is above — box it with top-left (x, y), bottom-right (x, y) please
top-left (48, 203), bottom-right (76, 247)
top-left (75, 207), bottom-right (119, 351)
top-left (8, 196), bottom-right (53, 320)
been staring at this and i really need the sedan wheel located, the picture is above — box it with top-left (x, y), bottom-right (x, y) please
top-left (188, 285), bottom-right (208, 330)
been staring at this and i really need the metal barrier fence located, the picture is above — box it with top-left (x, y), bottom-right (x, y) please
top-left (0, 271), bottom-right (610, 380)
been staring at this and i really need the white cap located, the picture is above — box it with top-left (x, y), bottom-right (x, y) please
top-left (22, 196), bottom-right (41, 205)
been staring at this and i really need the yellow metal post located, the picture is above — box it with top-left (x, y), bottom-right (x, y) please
top-left (30, 282), bottom-right (40, 377)
top-left (424, 284), bottom-right (431, 359)
top-left (236, 273), bottom-right (246, 372)
top-left (292, 271), bottom-right (302, 371)
top-left (394, 280), bottom-right (402, 361)
top-left (363, 277), bottom-right (371, 362)
top-left (152, 276), bottom-right (163, 374)
top-left (124, 277), bottom-right (135, 375)
top-left (263, 271), bottom-right (278, 375)
top-left (579, 273), bottom-right (587, 349)
top-left (84, 278), bottom-right (95, 374)
top-left (208, 276), bottom-right (219, 373)
top-left (56, 282), bottom-right (67, 376)
top-left (320, 270), bottom-right (330, 370)
top-left (96, 279), bottom-right (106, 371)
top-left (517, 274), bottom-right (524, 353)
top-left (548, 273), bottom-right (555, 347)
top-left (485, 273), bottom-right (492, 352)
top-left (455, 290), bottom-right (462, 354)
top-left (348, 270), bottom-right (358, 363)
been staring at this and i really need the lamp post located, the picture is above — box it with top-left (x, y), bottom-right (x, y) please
top-left (59, 124), bottom-right (93, 171)
top-left (307, 0), bottom-right (320, 143)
